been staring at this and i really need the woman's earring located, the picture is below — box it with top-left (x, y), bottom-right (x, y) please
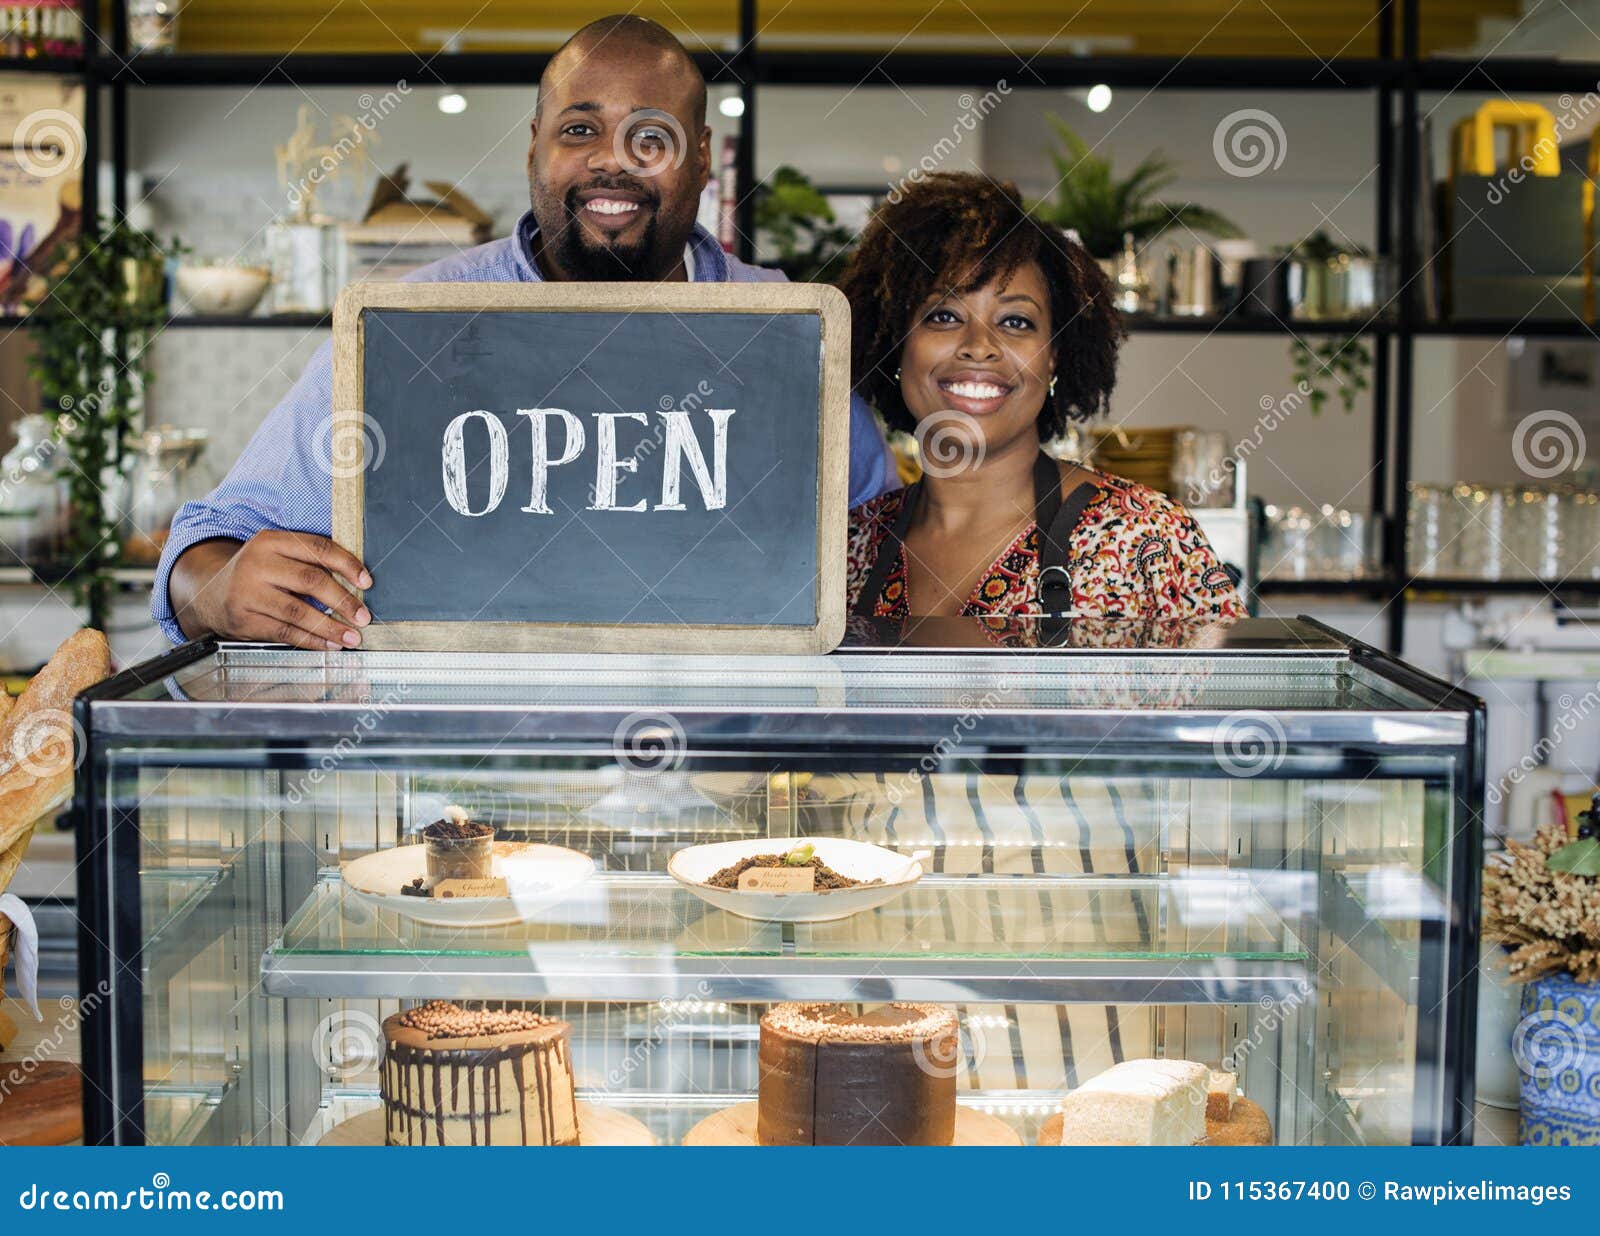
top-left (894, 367), bottom-right (902, 382)
top-left (1049, 375), bottom-right (1058, 397)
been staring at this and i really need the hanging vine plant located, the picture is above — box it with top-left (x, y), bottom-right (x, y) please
top-left (27, 217), bottom-right (181, 626)
top-left (1289, 334), bottom-right (1371, 414)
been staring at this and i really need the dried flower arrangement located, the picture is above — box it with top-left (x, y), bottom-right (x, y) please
top-left (274, 104), bottom-right (378, 224)
top-left (1484, 818), bottom-right (1600, 984)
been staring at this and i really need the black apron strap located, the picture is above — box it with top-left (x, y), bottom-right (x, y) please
top-left (1036, 456), bottom-right (1099, 616)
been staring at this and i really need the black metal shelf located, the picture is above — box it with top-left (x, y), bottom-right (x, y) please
top-left (0, 55), bottom-right (87, 74)
top-left (1417, 56), bottom-right (1600, 94)
top-left (1257, 578), bottom-right (1392, 597)
top-left (92, 49), bottom-right (745, 86)
top-left (1405, 577), bottom-right (1600, 597)
top-left (165, 312), bottom-right (330, 329)
top-left (755, 52), bottom-right (1398, 90)
top-left (3, 312), bottom-right (331, 330)
top-left (1129, 313), bottom-right (1392, 336)
top-left (1414, 318), bottom-right (1600, 338)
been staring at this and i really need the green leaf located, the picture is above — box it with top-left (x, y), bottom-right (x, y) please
top-left (1547, 838), bottom-right (1600, 876)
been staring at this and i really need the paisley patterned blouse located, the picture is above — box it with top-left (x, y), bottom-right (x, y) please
top-left (846, 465), bottom-right (1246, 623)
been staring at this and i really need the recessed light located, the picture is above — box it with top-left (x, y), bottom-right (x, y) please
top-left (719, 95), bottom-right (745, 118)
top-left (438, 92), bottom-right (468, 115)
top-left (1086, 84), bottom-right (1112, 113)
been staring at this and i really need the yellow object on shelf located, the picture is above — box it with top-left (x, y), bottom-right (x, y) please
top-left (1449, 101), bottom-right (1559, 180)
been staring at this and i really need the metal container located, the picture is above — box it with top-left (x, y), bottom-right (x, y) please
top-left (1288, 254), bottom-right (1390, 320)
top-left (1166, 245), bottom-right (1218, 316)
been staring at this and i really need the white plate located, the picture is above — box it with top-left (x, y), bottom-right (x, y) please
top-left (341, 841), bottom-right (595, 927)
top-left (668, 837), bottom-right (926, 923)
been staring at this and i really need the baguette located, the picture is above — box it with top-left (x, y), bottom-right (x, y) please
top-left (0, 822), bottom-right (35, 895)
top-left (0, 629), bottom-right (110, 855)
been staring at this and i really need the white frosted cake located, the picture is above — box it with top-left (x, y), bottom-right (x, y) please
top-left (1058, 1059), bottom-right (1211, 1145)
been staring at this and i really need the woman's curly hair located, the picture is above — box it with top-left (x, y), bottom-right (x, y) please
top-left (837, 172), bottom-right (1125, 441)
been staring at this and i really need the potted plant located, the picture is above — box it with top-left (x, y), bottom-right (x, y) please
top-left (1483, 804), bottom-right (1600, 1145)
top-left (28, 216), bottom-right (180, 627)
top-left (754, 166), bottom-right (857, 285)
top-left (1029, 114), bottom-right (1241, 261)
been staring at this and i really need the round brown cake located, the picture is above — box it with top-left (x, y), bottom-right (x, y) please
top-left (380, 1002), bottom-right (580, 1147)
top-left (757, 1002), bottom-right (960, 1146)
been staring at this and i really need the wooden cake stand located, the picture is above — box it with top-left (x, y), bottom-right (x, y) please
top-left (1038, 1097), bottom-right (1274, 1146)
top-left (319, 1101), bottom-right (654, 1146)
top-left (684, 1100), bottom-right (1022, 1146)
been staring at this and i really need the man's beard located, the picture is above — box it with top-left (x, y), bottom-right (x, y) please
top-left (530, 174), bottom-right (676, 281)
top-left (552, 203), bottom-right (661, 280)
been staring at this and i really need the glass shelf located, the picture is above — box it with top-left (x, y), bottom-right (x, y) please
top-left (262, 870), bottom-right (1308, 1005)
top-left (300, 1089), bottom-right (1067, 1147)
top-left (142, 868), bottom-right (224, 943)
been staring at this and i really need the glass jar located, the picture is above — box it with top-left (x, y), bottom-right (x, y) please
top-left (1407, 483), bottom-right (1456, 578)
top-left (1564, 489), bottom-right (1600, 580)
top-left (121, 426), bottom-right (207, 565)
top-left (0, 413), bottom-right (65, 567)
top-left (1453, 483), bottom-right (1513, 580)
top-left (127, 0), bottom-right (178, 52)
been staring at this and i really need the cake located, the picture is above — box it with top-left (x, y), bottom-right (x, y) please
top-left (1206, 1070), bottom-right (1238, 1122)
top-left (757, 1002), bottom-right (959, 1146)
top-left (380, 1002), bottom-right (580, 1146)
top-left (1057, 1058), bottom-right (1211, 1145)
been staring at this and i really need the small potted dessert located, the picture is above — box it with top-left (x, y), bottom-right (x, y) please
top-left (422, 805), bottom-right (495, 885)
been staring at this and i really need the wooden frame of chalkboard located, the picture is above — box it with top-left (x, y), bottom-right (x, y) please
top-left (331, 280), bottom-right (851, 654)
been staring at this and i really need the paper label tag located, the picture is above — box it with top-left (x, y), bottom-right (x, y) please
top-left (738, 866), bottom-right (815, 893)
top-left (433, 877), bottom-right (509, 899)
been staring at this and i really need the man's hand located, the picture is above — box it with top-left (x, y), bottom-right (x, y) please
top-left (170, 532), bottom-right (373, 650)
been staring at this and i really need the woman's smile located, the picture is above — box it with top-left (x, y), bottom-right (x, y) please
top-left (934, 369), bottom-right (1017, 416)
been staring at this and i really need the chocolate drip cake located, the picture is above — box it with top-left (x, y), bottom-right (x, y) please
top-left (380, 1002), bottom-right (580, 1147)
top-left (757, 1002), bottom-right (959, 1146)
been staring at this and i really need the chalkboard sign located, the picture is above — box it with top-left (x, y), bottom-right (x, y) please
top-left (331, 281), bottom-right (850, 653)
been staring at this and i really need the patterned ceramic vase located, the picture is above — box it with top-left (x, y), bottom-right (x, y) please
top-left (1517, 972), bottom-right (1600, 1145)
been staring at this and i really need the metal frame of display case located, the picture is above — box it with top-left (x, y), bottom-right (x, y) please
top-left (73, 617), bottom-right (1485, 1147)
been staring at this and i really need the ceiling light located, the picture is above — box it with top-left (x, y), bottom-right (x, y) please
top-left (1086, 84), bottom-right (1112, 113)
top-left (719, 95), bottom-right (745, 118)
top-left (438, 92), bottom-right (468, 115)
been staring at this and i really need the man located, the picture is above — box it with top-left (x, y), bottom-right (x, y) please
top-left (156, 14), bottom-right (896, 650)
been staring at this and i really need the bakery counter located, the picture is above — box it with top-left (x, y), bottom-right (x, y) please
top-left (76, 619), bottom-right (1484, 1145)
top-left (260, 869), bottom-right (1309, 1005)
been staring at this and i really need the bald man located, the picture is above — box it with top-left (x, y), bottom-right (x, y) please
top-left (157, 15), bottom-right (897, 650)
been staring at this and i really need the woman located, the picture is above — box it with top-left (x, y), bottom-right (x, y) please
top-left (838, 173), bottom-right (1245, 629)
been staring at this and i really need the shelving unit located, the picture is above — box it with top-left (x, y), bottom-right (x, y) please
top-left (8, 0), bottom-right (1597, 650)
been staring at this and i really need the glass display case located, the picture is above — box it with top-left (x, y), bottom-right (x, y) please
top-left (73, 616), bottom-right (1483, 1147)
